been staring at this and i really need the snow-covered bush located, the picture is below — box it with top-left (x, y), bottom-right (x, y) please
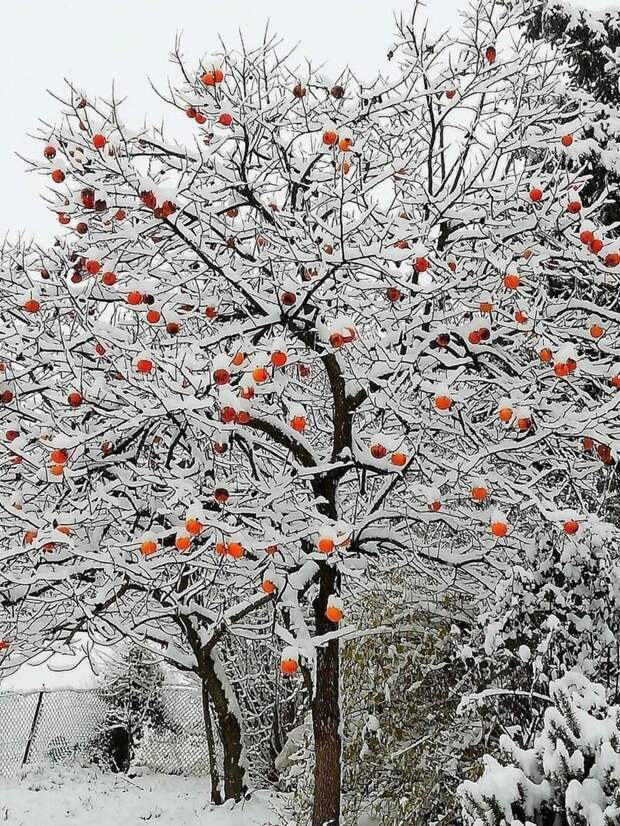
top-left (284, 573), bottom-right (482, 826)
top-left (459, 670), bottom-right (620, 826)
top-left (465, 527), bottom-right (620, 694)
top-left (94, 645), bottom-right (170, 772)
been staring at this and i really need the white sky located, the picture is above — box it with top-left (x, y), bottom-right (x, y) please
top-left (0, 0), bottom-right (612, 240)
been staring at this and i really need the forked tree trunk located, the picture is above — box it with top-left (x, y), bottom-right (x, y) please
top-left (202, 649), bottom-right (247, 802)
top-left (311, 567), bottom-right (342, 826)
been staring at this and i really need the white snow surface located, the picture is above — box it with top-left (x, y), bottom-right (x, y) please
top-left (0, 766), bottom-right (284, 826)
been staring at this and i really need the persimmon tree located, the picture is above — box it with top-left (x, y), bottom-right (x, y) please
top-left (1, 1), bottom-right (620, 824)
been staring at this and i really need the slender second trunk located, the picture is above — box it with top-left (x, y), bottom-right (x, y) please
top-left (202, 649), bottom-right (247, 802)
top-left (200, 677), bottom-right (223, 804)
top-left (311, 567), bottom-right (341, 826)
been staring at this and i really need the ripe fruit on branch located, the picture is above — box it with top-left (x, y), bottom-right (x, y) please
top-left (186, 106), bottom-right (197, 118)
top-left (567, 199), bottom-right (582, 214)
top-left (434, 395), bottom-right (452, 411)
top-left (503, 273), bottom-right (520, 290)
top-left (281, 291), bottom-right (297, 306)
top-left (81, 188), bottom-right (95, 209)
top-left (218, 113), bottom-right (233, 127)
top-left (281, 655), bottom-right (299, 675)
top-left (563, 519), bottom-right (579, 535)
top-left (92, 134), bottom-right (106, 149)
top-left (221, 406), bottom-right (236, 423)
top-left (386, 287), bottom-right (402, 302)
top-left (491, 520), bottom-right (508, 537)
top-left (23, 299), bottom-right (40, 313)
top-left (293, 83), bottom-right (306, 98)
top-left (605, 252), bottom-right (620, 267)
top-left (580, 229), bottom-right (594, 245)
top-left (290, 416), bottom-right (306, 432)
top-left (227, 542), bottom-right (244, 559)
top-left (175, 534), bottom-right (191, 552)
top-left (370, 443), bottom-right (387, 459)
top-left (205, 306), bottom-right (218, 319)
top-left (590, 323), bottom-right (604, 339)
top-left (136, 359), bottom-right (153, 374)
top-left (85, 259), bottom-right (101, 275)
top-left (325, 596), bottom-right (343, 623)
top-left (271, 350), bottom-right (287, 367)
top-left (67, 391), bottom-right (83, 408)
top-left (322, 130), bottom-right (338, 146)
top-left (485, 45), bottom-right (496, 64)
top-left (50, 449), bottom-right (68, 464)
top-left (44, 145), bottom-right (56, 159)
top-left (261, 579), bottom-right (276, 595)
top-left (140, 539), bottom-right (157, 557)
top-left (529, 187), bottom-right (543, 202)
top-left (214, 487), bottom-right (229, 504)
top-left (51, 169), bottom-right (65, 183)
top-left (146, 310), bottom-right (160, 324)
top-left (539, 348), bottom-right (553, 363)
top-left (213, 369), bottom-right (230, 386)
top-left (317, 537), bottom-right (334, 554)
top-left (102, 271), bottom-right (117, 286)
top-left (185, 518), bottom-right (202, 536)
top-left (140, 190), bottom-right (157, 210)
top-left (390, 451), bottom-right (407, 467)
top-left (414, 257), bottom-right (429, 273)
top-left (127, 291), bottom-right (142, 305)
top-left (561, 134), bottom-right (573, 147)
top-left (201, 72), bottom-right (215, 86)
top-left (498, 406), bottom-right (512, 422)
top-left (471, 486), bottom-right (487, 502)
top-left (252, 366), bottom-right (269, 383)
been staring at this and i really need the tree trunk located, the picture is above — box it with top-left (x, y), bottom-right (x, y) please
top-left (200, 677), bottom-right (223, 805)
top-left (203, 650), bottom-right (247, 802)
top-left (311, 567), bottom-right (342, 826)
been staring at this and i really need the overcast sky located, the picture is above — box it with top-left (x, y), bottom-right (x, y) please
top-left (0, 0), bottom-right (611, 241)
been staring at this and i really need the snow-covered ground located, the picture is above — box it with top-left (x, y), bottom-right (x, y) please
top-left (0, 767), bottom-right (285, 825)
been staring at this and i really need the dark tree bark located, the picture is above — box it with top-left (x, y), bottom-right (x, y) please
top-left (200, 677), bottom-right (223, 805)
top-left (311, 565), bottom-right (341, 826)
top-left (202, 650), bottom-right (247, 802)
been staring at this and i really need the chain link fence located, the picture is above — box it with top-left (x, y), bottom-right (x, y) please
top-left (0, 686), bottom-right (209, 778)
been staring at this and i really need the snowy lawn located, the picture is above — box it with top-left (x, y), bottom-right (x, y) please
top-left (0, 766), bottom-right (285, 825)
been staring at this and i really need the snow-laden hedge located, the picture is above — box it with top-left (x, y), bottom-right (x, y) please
top-left (459, 670), bottom-right (620, 826)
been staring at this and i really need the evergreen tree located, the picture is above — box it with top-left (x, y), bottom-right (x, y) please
top-left (459, 670), bottom-right (620, 826)
top-left (97, 644), bottom-right (170, 772)
top-left (524, 0), bottom-right (620, 227)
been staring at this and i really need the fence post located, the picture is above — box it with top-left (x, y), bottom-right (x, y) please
top-left (22, 691), bottom-right (44, 767)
